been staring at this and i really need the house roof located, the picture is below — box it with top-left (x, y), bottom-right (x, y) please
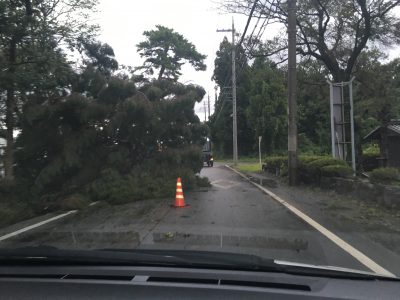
top-left (363, 121), bottom-right (400, 141)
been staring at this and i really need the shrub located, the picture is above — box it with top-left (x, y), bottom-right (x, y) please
top-left (300, 157), bottom-right (347, 183)
top-left (264, 156), bottom-right (287, 173)
top-left (88, 163), bottom-right (205, 205)
top-left (321, 165), bottom-right (353, 178)
top-left (264, 155), bottom-right (352, 183)
top-left (306, 157), bottom-right (347, 169)
top-left (195, 175), bottom-right (211, 187)
top-left (369, 168), bottom-right (400, 184)
top-left (59, 194), bottom-right (90, 210)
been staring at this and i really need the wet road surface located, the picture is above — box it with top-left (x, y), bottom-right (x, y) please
top-left (0, 163), bottom-right (396, 275)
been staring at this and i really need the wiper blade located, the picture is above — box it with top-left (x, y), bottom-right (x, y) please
top-left (0, 247), bottom-right (279, 271)
top-left (99, 248), bottom-right (279, 271)
top-left (0, 247), bottom-right (189, 267)
top-left (0, 247), bottom-right (397, 281)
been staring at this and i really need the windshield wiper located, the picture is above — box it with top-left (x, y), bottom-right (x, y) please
top-left (0, 247), bottom-right (397, 281)
top-left (0, 247), bottom-right (278, 272)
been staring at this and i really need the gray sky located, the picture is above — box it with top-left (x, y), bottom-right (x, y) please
top-left (95, 1), bottom-right (400, 118)
top-left (96, 0), bottom-right (250, 117)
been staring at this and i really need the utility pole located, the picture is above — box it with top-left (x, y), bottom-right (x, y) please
top-left (204, 100), bottom-right (207, 122)
top-left (214, 86), bottom-right (218, 110)
top-left (208, 94), bottom-right (211, 120)
top-left (217, 18), bottom-right (238, 165)
top-left (288, 0), bottom-right (298, 186)
top-left (258, 136), bottom-right (262, 167)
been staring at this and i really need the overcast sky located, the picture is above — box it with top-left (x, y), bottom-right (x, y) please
top-left (94, 1), bottom-right (400, 118)
top-left (95, 0), bottom-right (252, 118)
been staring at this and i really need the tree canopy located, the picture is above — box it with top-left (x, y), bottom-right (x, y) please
top-left (222, 0), bottom-right (400, 81)
top-left (136, 25), bottom-right (207, 80)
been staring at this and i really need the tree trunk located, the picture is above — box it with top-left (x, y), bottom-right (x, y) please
top-left (158, 65), bottom-right (166, 80)
top-left (4, 38), bottom-right (17, 180)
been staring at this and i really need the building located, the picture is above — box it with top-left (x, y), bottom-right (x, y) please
top-left (363, 121), bottom-right (400, 168)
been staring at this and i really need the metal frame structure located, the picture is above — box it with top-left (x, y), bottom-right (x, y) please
top-left (328, 78), bottom-right (356, 172)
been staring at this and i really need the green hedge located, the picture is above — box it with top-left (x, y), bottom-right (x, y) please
top-left (369, 168), bottom-right (400, 184)
top-left (321, 165), bottom-right (353, 178)
top-left (264, 155), bottom-right (352, 183)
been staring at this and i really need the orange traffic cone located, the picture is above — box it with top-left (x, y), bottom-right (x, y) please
top-left (173, 177), bottom-right (189, 208)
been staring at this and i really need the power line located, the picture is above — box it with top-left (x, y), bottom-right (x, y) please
top-left (212, 0), bottom-right (275, 122)
top-left (237, 0), bottom-right (259, 48)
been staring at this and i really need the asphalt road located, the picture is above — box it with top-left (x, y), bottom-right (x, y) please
top-left (0, 163), bottom-right (394, 274)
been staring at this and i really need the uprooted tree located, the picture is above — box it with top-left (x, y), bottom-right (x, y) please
top-left (0, 0), bottom-right (99, 180)
top-left (0, 3), bottom-right (209, 208)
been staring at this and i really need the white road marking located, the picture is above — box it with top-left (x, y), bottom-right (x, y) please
top-left (211, 179), bottom-right (240, 190)
top-left (0, 210), bottom-right (77, 242)
top-left (225, 165), bottom-right (396, 278)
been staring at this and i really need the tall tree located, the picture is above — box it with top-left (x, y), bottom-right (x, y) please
top-left (222, 0), bottom-right (400, 82)
top-left (209, 37), bottom-right (254, 156)
top-left (136, 25), bottom-right (207, 81)
top-left (246, 58), bottom-right (287, 154)
top-left (0, 0), bottom-right (98, 180)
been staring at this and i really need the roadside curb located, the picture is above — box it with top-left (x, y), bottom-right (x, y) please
top-left (225, 164), bottom-right (395, 278)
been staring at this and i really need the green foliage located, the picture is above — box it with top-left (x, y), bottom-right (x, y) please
top-left (370, 168), bottom-right (400, 184)
top-left (136, 25), bottom-right (206, 80)
top-left (89, 147), bottom-right (204, 205)
top-left (246, 58), bottom-right (287, 154)
top-left (264, 156), bottom-right (288, 173)
top-left (363, 143), bottom-right (380, 155)
top-left (321, 165), bottom-right (353, 178)
top-left (306, 157), bottom-right (347, 169)
top-left (14, 72), bottom-right (208, 206)
top-left (59, 194), bottom-right (90, 211)
top-left (264, 155), bottom-right (351, 183)
top-left (209, 37), bottom-right (254, 156)
top-left (0, 179), bottom-right (36, 227)
top-left (195, 176), bottom-right (211, 187)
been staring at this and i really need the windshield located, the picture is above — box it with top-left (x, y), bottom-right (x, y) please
top-left (0, 0), bottom-right (399, 279)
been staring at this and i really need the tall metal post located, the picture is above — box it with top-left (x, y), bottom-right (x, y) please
top-left (288, 0), bottom-right (298, 185)
top-left (258, 136), bottom-right (262, 166)
top-left (204, 100), bottom-right (207, 122)
top-left (349, 77), bottom-right (356, 173)
top-left (217, 19), bottom-right (238, 165)
top-left (231, 19), bottom-right (238, 165)
top-left (208, 94), bottom-right (211, 120)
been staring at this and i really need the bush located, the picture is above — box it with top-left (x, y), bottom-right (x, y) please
top-left (264, 155), bottom-right (352, 183)
top-left (299, 157), bottom-right (347, 183)
top-left (264, 156), bottom-right (287, 174)
top-left (306, 157), bottom-right (347, 169)
top-left (369, 168), bottom-right (400, 184)
top-left (88, 162), bottom-right (205, 205)
top-left (321, 165), bottom-right (353, 178)
top-left (195, 175), bottom-right (211, 187)
top-left (59, 194), bottom-right (90, 210)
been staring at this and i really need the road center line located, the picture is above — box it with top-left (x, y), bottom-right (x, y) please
top-left (225, 165), bottom-right (395, 277)
top-left (0, 210), bottom-right (77, 242)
